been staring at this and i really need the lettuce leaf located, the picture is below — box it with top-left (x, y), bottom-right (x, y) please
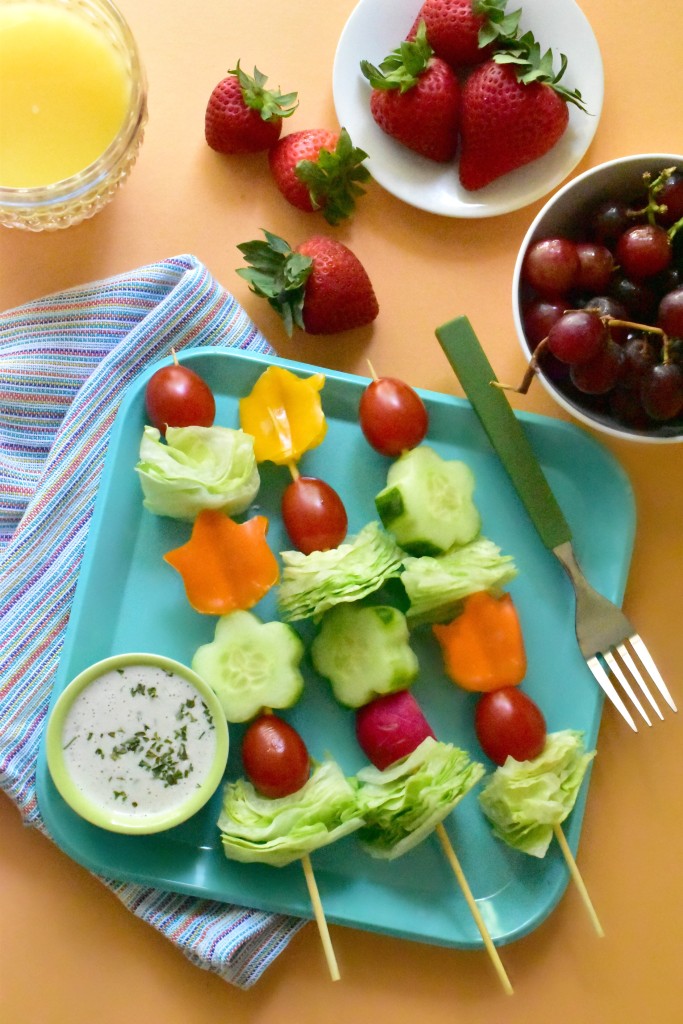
top-left (478, 730), bottom-right (596, 858)
top-left (277, 520), bottom-right (404, 622)
top-left (135, 424), bottom-right (260, 521)
top-left (355, 737), bottom-right (485, 860)
top-left (401, 537), bottom-right (518, 625)
top-left (218, 759), bottom-right (364, 867)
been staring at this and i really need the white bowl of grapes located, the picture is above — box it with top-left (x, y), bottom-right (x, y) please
top-left (512, 153), bottom-right (683, 442)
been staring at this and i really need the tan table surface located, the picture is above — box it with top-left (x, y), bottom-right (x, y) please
top-left (1, 2), bottom-right (682, 1021)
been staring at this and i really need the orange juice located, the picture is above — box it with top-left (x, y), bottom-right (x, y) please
top-left (0, 2), bottom-right (132, 188)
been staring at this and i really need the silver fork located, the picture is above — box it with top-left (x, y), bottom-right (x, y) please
top-left (553, 541), bottom-right (676, 730)
top-left (437, 316), bottom-right (678, 731)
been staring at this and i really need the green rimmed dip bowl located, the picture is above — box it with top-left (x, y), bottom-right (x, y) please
top-left (45, 652), bottom-right (229, 835)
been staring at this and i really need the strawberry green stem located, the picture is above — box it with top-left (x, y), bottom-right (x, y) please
top-left (230, 62), bottom-right (298, 122)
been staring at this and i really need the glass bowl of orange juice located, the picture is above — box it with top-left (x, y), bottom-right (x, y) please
top-left (0, 0), bottom-right (147, 230)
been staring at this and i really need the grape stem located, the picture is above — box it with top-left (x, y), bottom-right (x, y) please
top-left (627, 166), bottom-right (678, 227)
top-left (495, 314), bottom-right (673, 395)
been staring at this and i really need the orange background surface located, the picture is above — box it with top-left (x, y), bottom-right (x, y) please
top-left (1, 1), bottom-right (682, 1021)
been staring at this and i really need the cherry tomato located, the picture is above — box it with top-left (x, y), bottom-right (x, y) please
top-left (241, 714), bottom-right (310, 798)
top-left (359, 377), bottom-right (429, 456)
top-left (281, 476), bottom-right (348, 554)
top-left (474, 687), bottom-right (547, 766)
top-left (145, 363), bottom-right (216, 434)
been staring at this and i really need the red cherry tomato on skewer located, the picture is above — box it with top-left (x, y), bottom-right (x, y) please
top-left (145, 360), bottom-right (216, 434)
top-left (281, 474), bottom-right (348, 554)
top-left (359, 375), bottom-right (429, 456)
top-left (474, 687), bottom-right (547, 766)
top-left (241, 713), bottom-right (311, 798)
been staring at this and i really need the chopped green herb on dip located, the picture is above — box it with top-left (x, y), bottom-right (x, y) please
top-left (60, 664), bottom-right (218, 818)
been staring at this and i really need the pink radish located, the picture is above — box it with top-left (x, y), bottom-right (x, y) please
top-left (355, 690), bottom-right (436, 770)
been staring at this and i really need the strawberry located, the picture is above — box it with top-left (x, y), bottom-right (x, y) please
top-left (458, 36), bottom-right (588, 190)
top-left (236, 230), bottom-right (379, 336)
top-left (205, 63), bottom-right (297, 155)
top-left (407, 0), bottom-right (521, 68)
top-left (360, 22), bottom-right (460, 163)
top-left (268, 127), bottom-right (370, 225)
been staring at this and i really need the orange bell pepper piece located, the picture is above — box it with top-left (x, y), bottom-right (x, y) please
top-left (432, 591), bottom-right (526, 692)
top-left (164, 510), bottom-right (279, 615)
top-left (239, 365), bottom-right (327, 465)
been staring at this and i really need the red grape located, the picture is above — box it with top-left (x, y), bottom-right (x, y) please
top-left (616, 224), bottom-right (672, 280)
top-left (658, 170), bottom-right (683, 226)
top-left (575, 242), bottom-right (614, 293)
top-left (522, 237), bottom-right (579, 296)
top-left (547, 310), bottom-right (607, 365)
top-left (621, 335), bottom-right (659, 389)
top-left (640, 362), bottom-right (683, 420)
top-left (570, 339), bottom-right (625, 394)
top-left (658, 287), bottom-right (683, 338)
top-left (609, 386), bottom-right (653, 429)
top-left (590, 199), bottom-right (631, 245)
top-left (522, 297), bottom-right (570, 346)
top-left (609, 274), bottom-right (658, 321)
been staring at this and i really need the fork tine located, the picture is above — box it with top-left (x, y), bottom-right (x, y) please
top-left (586, 656), bottom-right (638, 732)
top-left (604, 650), bottom-right (653, 726)
top-left (628, 635), bottom-right (678, 713)
top-left (616, 643), bottom-right (664, 721)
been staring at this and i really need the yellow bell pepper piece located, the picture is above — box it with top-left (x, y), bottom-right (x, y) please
top-left (239, 365), bottom-right (327, 465)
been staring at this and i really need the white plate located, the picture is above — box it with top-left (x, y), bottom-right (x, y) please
top-left (332, 0), bottom-right (604, 218)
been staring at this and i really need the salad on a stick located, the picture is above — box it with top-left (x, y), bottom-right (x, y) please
top-left (132, 351), bottom-right (604, 980)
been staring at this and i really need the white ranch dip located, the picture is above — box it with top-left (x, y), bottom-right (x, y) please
top-left (61, 663), bottom-right (218, 820)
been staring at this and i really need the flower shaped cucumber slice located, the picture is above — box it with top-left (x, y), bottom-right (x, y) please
top-left (192, 609), bottom-right (305, 723)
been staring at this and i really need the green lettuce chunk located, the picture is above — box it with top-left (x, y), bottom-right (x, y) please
top-left (478, 730), bottom-right (596, 858)
top-left (401, 536), bottom-right (518, 625)
top-left (218, 759), bottom-right (364, 867)
top-left (355, 737), bottom-right (485, 860)
top-left (277, 520), bottom-right (404, 622)
top-left (136, 424), bottom-right (260, 521)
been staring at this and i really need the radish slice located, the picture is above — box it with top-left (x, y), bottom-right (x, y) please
top-left (355, 690), bottom-right (436, 770)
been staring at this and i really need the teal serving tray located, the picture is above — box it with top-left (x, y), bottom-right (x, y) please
top-left (36, 346), bottom-right (635, 950)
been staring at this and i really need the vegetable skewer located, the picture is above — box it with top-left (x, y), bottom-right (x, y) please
top-left (217, 712), bottom-right (364, 981)
top-left (478, 726), bottom-right (601, 936)
top-left (553, 823), bottom-right (604, 938)
top-left (435, 823), bottom-right (513, 995)
top-left (354, 696), bottom-right (513, 995)
top-left (301, 852), bottom-right (340, 981)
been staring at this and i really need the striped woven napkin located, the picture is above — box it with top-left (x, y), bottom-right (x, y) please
top-left (0, 254), bottom-right (305, 987)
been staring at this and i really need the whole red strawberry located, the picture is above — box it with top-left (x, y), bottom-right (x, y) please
top-left (237, 230), bottom-right (378, 336)
top-left (268, 127), bottom-right (370, 224)
top-left (459, 47), bottom-right (587, 190)
top-left (205, 63), bottom-right (297, 155)
top-left (407, 0), bottom-right (520, 68)
top-left (361, 23), bottom-right (460, 163)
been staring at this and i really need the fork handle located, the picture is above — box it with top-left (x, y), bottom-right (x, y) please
top-left (436, 316), bottom-right (572, 551)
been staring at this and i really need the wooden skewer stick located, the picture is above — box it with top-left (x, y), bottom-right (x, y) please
top-left (435, 823), bottom-right (514, 996)
top-left (301, 853), bottom-right (341, 982)
top-left (553, 823), bottom-right (604, 938)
